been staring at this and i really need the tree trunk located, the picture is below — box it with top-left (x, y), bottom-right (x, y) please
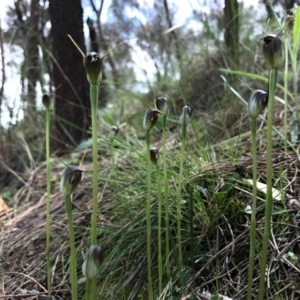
top-left (24, 0), bottom-right (40, 118)
top-left (49, 0), bottom-right (90, 151)
top-left (0, 21), bottom-right (5, 124)
top-left (224, 0), bottom-right (239, 66)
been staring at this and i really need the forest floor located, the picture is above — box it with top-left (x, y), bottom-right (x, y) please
top-left (1, 113), bottom-right (300, 300)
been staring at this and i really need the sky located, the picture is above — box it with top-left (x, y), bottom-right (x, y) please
top-left (0, 0), bottom-right (10, 29)
top-left (0, 1), bottom-right (25, 125)
top-left (0, 0), bottom-right (262, 126)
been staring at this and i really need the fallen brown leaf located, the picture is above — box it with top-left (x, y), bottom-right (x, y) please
top-left (0, 197), bottom-right (9, 216)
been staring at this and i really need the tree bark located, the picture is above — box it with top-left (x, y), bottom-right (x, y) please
top-left (24, 0), bottom-right (40, 118)
top-left (0, 21), bottom-right (5, 124)
top-left (224, 0), bottom-right (239, 66)
top-left (49, 0), bottom-right (90, 151)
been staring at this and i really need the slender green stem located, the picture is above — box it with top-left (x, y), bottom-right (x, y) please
top-left (90, 84), bottom-right (99, 243)
top-left (162, 116), bottom-right (171, 279)
top-left (247, 118), bottom-right (258, 300)
top-left (284, 32), bottom-right (289, 153)
top-left (188, 187), bottom-right (194, 272)
top-left (146, 130), bottom-right (153, 300)
top-left (90, 84), bottom-right (99, 299)
top-left (177, 124), bottom-right (186, 286)
top-left (258, 69), bottom-right (278, 300)
top-left (292, 41), bottom-right (299, 124)
top-left (85, 278), bottom-right (92, 300)
top-left (110, 141), bottom-right (115, 171)
top-left (45, 109), bottom-right (51, 295)
top-left (156, 165), bottom-right (162, 295)
top-left (65, 194), bottom-right (78, 300)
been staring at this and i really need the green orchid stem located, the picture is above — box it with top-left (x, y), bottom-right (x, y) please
top-left (65, 194), bottom-right (78, 300)
top-left (284, 32), bottom-right (289, 154)
top-left (90, 84), bottom-right (99, 244)
top-left (111, 141), bottom-right (115, 171)
top-left (162, 115), bottom-right (171, 280)
top-left (45, 109), bottom-right (51, 295)
top-left (156, 164), bottom-right (163, 295)
top-left (86, 278), bottom-right (92, 300)
top-left (146, 130), bottom-right (154, 300)
top-left (247, 118), bottom-right (258, 300)
top-left (189, 188), bottom-right (194, 272)
top-left (177, 124), bottom-right (186, 286)
top-left (90, 83), bottom-right (99, 299)
top-left (258, 68), bottom-right (278, 300)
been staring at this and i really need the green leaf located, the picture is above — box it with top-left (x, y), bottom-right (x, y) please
top-left (219, 69), bottom-right (295, 102)
top-left (213, 191), bottom-right (227, 202)
top-left (287, 251), bottom-right (298, 261)
top-left (293, 7), bottom-right (300, 71)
